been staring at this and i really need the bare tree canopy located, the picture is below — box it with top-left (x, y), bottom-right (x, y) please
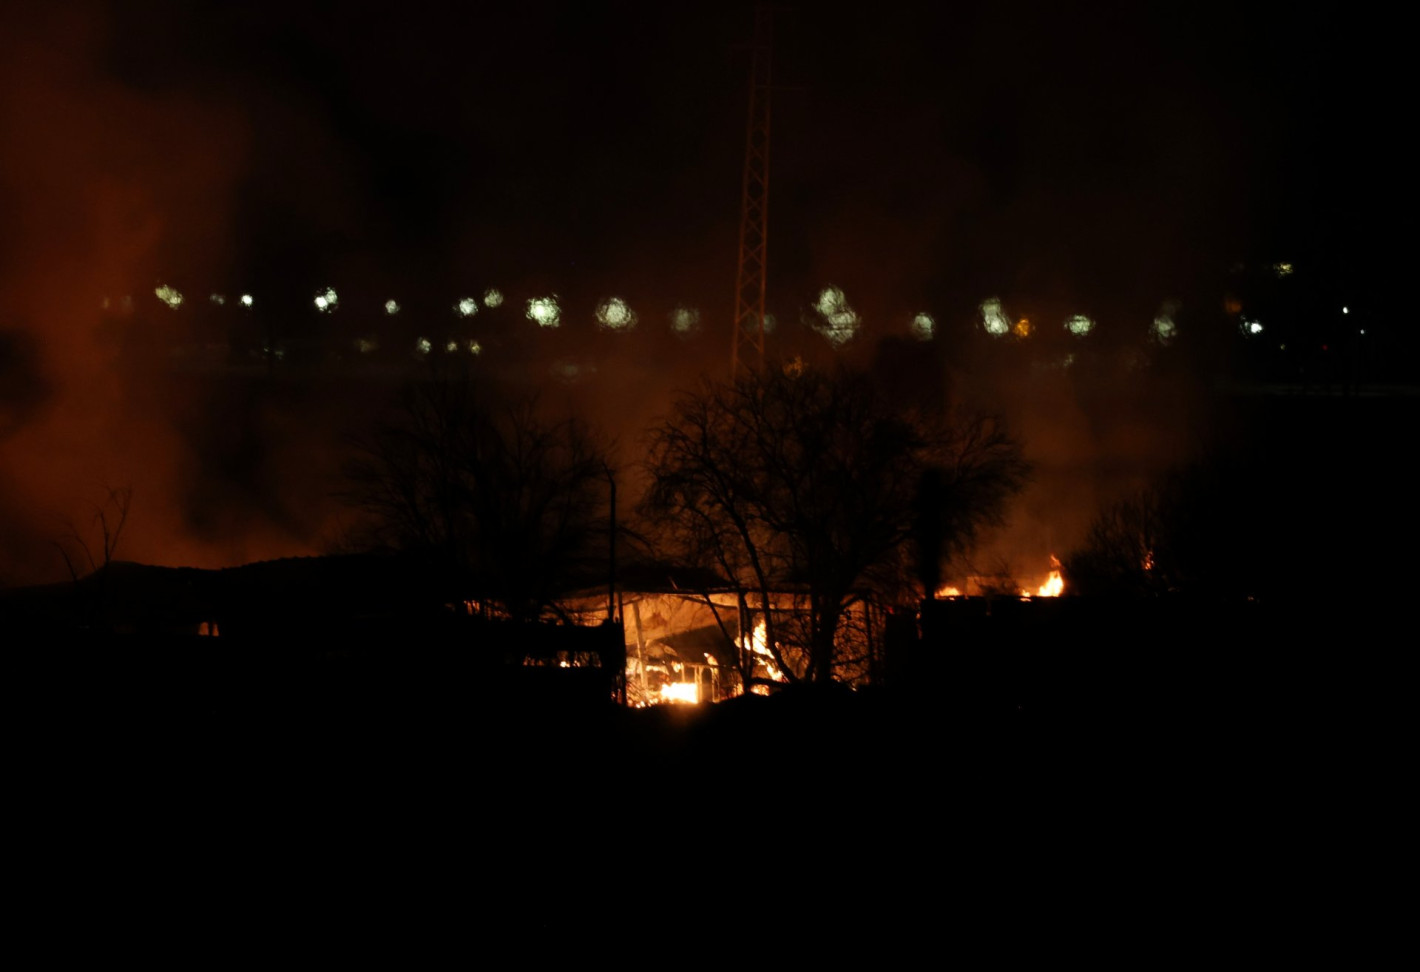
top-left (344, 377), bottom-right (612, 622)
top-left (641, 364), bottom-right (1028, 684)
top-left (1063, 454), bottom-right (1266, 600)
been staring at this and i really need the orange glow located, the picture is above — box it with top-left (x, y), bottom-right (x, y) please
top-left (935, 584), bottom-right (963, 598)
top-left (1020, 556), bottom-right (1064, 597)
top-left (660, 682), bottom-right (699, 704)
top-left (743, 617), bottom-right (785, 682)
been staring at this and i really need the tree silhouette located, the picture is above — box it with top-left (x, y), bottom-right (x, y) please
top-left (1063, 455), bottom-right (1265, 599)
top-left (641, 364), bottom-right (1027, 686)
top-left (344, 377), bottom-right (613, 622)
top-left (55, 485), bottom-right (132, 582)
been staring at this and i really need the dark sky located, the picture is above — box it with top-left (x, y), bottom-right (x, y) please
top-left (0, 0), bottom-right (1397, 582)
top-left (11, 0), bottom-right (1386, 313)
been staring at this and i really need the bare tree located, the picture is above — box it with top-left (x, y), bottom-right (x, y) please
top-left (641, 364), bottom-right (1028, 686)
top-left (55, 485), bottom-right (133, 582)
top-left (344, 377), bottom-right (614, 622)
top-left (1063, 454), bottom-right (1262, 599)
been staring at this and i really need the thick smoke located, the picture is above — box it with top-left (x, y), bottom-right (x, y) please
top-left (0, 6), bottom-right (309, 584)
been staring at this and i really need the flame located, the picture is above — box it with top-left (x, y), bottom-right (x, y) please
top-left (743, 618), bottom-right (785, 682)
top-left (1020, 556), bottom-right (1064, 598)
top-left (935, 584), bottom-right (963, 598)
top-left (660, 682), bottom-right (699, 704)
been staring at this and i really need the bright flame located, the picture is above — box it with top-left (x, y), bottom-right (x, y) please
top-left (1021, 557), bottom-right (1064, 597)
top-left (155, 284), bottom-right (183, 309)
top-left (240, 294), bottom-right (253, 308)
top-left (742, 618), bottom-right (785, 683)
top-left (1013, 318), bottom-right (1033, 338)
top-left (660, 682), bottom-right (699, 704)
top-left (935, 585), bottom-right (963, 598)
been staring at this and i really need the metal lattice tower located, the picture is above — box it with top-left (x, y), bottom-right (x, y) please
top-left (731, 7), bottom-right (773, 375)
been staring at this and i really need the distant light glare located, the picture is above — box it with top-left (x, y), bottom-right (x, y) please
top-left (812, 285), bottom-right (860, 346)
top-left (467, 340), bottom-right (482, 355)
top-left (155, 284), bottom-right (184, 309)
top-left (416, 337), bottom-right (432, 354)
top-left (385, 299), bottom-right (400, 315)
top-left (526, 295), bottom-right (561, 328)
top-left (314, 287), bottom-right (338, 312)
top-left (910, 312), bottom-right (934, 341)
top-left (596, 296), bottom-right (637, 331)
top-left (209, 293), bottom-right (225, 306)
top-left (1152, 302), bottom-right (1179, 345)
top-left (1342, 306), bottom-right (1349, 315)
top-left (1240, 317), bottom-right (1264, 336)
top-left (445, 340), bottom-right (459, 352)
top-left (240, 294), bottom-right (253, 308)
top-left (670, 306), bottom-right (701, 336)
top-left (356, 338), bottom-right (378, 354)
top-left (1273, 262), bottom-right (1294, 277)
top-left (1013, 318), bottom-right (1033, 338)
top-left (456, 297), bottom-right (478, 317)
top-left (1065, 314), bottom-right (1095, 337)
top-left (483, 288), bottom-right (504, 308)
top-left (980, 298), bottom-right (1010, 336)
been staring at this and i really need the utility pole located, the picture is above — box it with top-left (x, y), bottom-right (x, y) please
top-left (731, 6), bottom-right (773, 376)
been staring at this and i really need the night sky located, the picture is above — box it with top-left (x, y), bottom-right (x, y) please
top-left (0, 1), bottom-right (1399, 583)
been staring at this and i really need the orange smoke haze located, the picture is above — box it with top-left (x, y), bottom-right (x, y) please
top-left (0, 6), bottom-right (312, 584)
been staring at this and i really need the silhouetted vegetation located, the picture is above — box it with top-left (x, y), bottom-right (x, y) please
top-left (641, 363), bottom-right (1028, 684)
top-left (343, 376), bottom-right (614, 622)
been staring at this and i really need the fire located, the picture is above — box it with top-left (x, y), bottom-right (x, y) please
top-left (743, 618), bottom-right (785, 683)
top-left (660, 682), bottom-right (699, 704)
top-left (1021, 556), bottom-right (1064, 597)
top-left (935, 584), bottom-right (963, 598)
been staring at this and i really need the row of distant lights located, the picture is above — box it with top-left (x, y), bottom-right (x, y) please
top-left (144, 284), bottom-right (704, 336)
top-left (147, 283), bottom-right (1345, 350)
top-left (978, 297), bottom-right (1180, 345)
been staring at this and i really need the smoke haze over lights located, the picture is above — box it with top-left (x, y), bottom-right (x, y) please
top-left (812, 285), bottom-right (860, 346)
top-left (596, 296), bottom-right (637, 331)
top-left (670, 306), bottom-right (701, 336)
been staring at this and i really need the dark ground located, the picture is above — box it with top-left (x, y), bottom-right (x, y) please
top-left (9, 593), bottom-right (1401, 957)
